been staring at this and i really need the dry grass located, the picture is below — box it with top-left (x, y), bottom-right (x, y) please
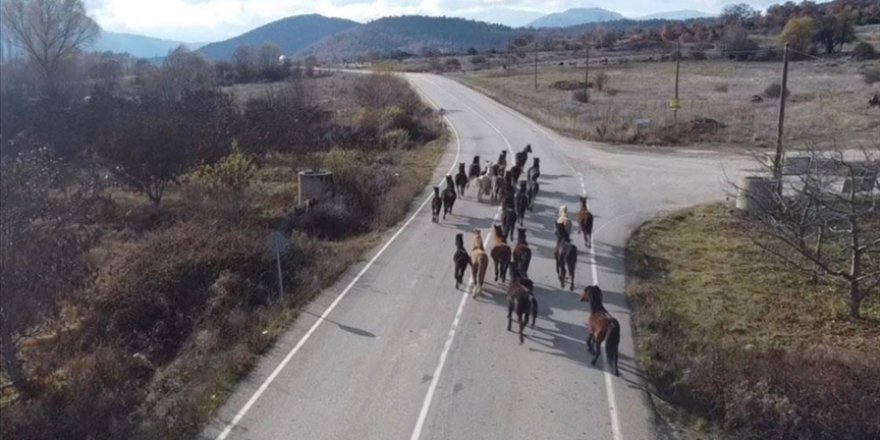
top-left (627, 204), bottom-right (880, 439)
top-left (457, 58), bottom-right (880, 149)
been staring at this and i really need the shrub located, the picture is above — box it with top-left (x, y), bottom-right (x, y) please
top-left (852, 41), bottom-right (877, 60)
top-left (470, 55), bottom-right (486, 65)
top-left (444, 58), bottom-right (462, 71)
top-left (714, 83), bottom-right (730, 93)
top-left (763, 82), bottom-right (790, 99)
top-left (594, 71), bottom-right (609, 92)
top-left (689, 48), bottom-right (707, 60)
top-left (191, 141), bottom-right (257, 191)
top-left (551, 79), bottom-right (588, 90)
top-left (863, 67), bottom-right (880, 84)
top-left (381, 129), bottom-right (410, 149)
top-left (572, 89), bottom-right (590, 103)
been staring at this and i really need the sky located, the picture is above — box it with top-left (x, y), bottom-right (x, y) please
top-left (83, 0), bottom-right (784, 42)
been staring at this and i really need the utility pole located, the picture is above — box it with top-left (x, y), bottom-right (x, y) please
top-left (772, 43), bottom-right (790, 192)
top-left (673, 40), bottom-right (681, 122)
top-left (584, 41), bottom-right (590, 100)
top-left (534, 38), bottom-right (538, 89)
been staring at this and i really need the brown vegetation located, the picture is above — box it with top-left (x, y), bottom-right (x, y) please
top-left (627, 204), bottom-right (879, 440)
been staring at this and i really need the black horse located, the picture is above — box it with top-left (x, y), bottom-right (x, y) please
top-left (514, 181), bottom-right (528, 226)
top-left (501, 201), bottom-right (517, 242)
top-left (468, 155), bottom-right (482, 181)
top-left (454, 163), bottom-right (468, 197)
top-left (497, 150), bottom-right (508, 170)
top-left (554, 222), bottom-right (578, 291)
top-left (527, 179), bottom-right (539, 211)
top-left (431, 186), bottom-right (442, 222)
top-left (442, 176), bottom-right (457, 219)
top-left (453, 233), bottom-right (471, 289)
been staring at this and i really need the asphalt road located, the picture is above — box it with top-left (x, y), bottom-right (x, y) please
top-left (200, 73), bottom-right (755, 440)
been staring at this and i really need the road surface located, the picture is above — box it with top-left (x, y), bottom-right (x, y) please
top-left (200, 73), bottom-right (754, 440)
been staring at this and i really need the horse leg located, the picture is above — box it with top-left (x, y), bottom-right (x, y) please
top-left (494, 259), bottom-right (499, 282)
top-left (592, 339), bottom-right (602, 365)
top-left (507, 301), bottom-right (513, 332)
top-left (518, 312), bottom-right (525, 344)
top-left (530, 295), bottom-right (538, 329)
top-left (569, 260), bottom-right (576, 291)
top-left (587, 333), bottom-right (595, 354)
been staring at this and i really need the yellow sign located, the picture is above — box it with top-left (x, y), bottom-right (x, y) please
top-left (669, 98), bottom-right (681, 109)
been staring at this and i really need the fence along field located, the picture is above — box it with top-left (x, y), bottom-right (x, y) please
top-left (458, 45), bottom-right (880, 149)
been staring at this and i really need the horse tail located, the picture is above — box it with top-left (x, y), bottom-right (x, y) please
top-left (530, 293), bottom-right (538, 326)
top-left (606, 318), bottom-right (621, 374)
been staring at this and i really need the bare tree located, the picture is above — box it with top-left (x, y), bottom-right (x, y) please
top-left (231, 45), bottom-right (255, 82)
top-left (745, 149), bottom-right (880, 318)
top-left (0, 145), bottom-right (92, 392)
top-left (1, 0), bottom-right (99, 99)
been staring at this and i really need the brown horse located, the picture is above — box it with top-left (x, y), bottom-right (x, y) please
top-left (514, 144), bottom-right (532, 168)
top-left (490, 224), bottom-right (512, 283)
top-left (442, 176), bottom-right (457, 219)
top-left (507, 265), bottom-right (537, 344)
top-left (470, 230), bottom-right (489, 298)
top-left (555, 222), bottom-right (578, 291)
top-left (580, 285), bottom-right (620, 376)
top-left (454, 163), bottom-right (468, 197)
top-left (431, 186), bottom-right (442, 222)
top-left (577, 196), bottom-right (594, 248)
top-left (453, 233), bottom-right (470, 289)
top-left (513, 228), bottom-right (532, 277)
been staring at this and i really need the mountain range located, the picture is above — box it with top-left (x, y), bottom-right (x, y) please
top-left (76, 7), bottom-right (716, 62)
top-left (197, 14), bottom-right (359, 61)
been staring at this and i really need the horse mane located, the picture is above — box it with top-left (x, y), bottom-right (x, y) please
top-left (472, 230), bottom-right (484, 250)
top-left (585, 286), bottom-right (607, 313)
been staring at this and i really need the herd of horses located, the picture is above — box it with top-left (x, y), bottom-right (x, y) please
top-left (433, 144), bottom-right (619, 376)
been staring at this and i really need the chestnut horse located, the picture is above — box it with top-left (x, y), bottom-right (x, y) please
top-left (554, 222), bottom-right (578, 291)
top-left (507, 265), bottom-right (538, 344)
top-left (580, 285), bottom-right (620, 375)
top-left (490, 224), bottom-right (512, 283)
top-left (452, 233), bottom-right (470, 289)
top-left (513, 228), bottom-right (532, 277)
top-left (470, 230), bottom-right (489, 298)
top-left (454, 163), bottom-right (468, 197)
top-left (442, 176), bottom-right (457, 219)
top-left (577, 196), bottom-right (594, 248)
top-left (431, 186), bottom-right (442, 222)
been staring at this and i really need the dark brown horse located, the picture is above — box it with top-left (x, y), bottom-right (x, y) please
top-left (526, 179), bottom-right (539, 211)
top-left (554, 222), bottom-right (578, 291)
top-left (513, 228), bottom-right (532, 277)
top-left (442, 176), bottom-right (457, 219)
top-left (514, 181), bottom-right (528, 226)
top-left (514, 144), bottom-right (532, 168)
top-left (509, 165), bottom-right (523, 183)
top-left (527, 157), bottom-right (540, 182)
top-left (507, 265), bottom-right (537, 344)
top-left (501, 201), bottom-right (517, 242)
top-left (490, 224), bottom-right (512, 283)
top-left (468, 155), bottom-right (482, 181)
top-left (497, 150), bottom-right (508, 170)
top-left (580, 285), bottom-right (620, 376)
top-left (453, 233), bottom-right (470, 289)
top-left (577, 196), bottom-right (594, 248)
top-left (454, 163), bottom-right (468, 197)
top-left (431, 186), bottom-right (442, 222)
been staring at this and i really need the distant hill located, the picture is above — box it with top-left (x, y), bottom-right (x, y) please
top-left (638, 10), bottom-right (714, 20)
top-left (198, 14), bottom-right (359, 60)
top-left (300, 16), bottom-right (517, 62)
top-left (88, 31), bottom-right (199, 58)
top-left (527, 8), bottom-right (624, 28)
top-left (461, 8), bottom-right (544, 27)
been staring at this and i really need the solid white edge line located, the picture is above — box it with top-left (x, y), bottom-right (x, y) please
top-left (215, 76), bottom-right (461, 440)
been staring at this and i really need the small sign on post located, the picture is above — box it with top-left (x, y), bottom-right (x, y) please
top-left (266, 231), bottom-right (290, 297)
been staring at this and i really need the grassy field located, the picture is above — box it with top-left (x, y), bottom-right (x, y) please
top-left (627, 204), bottom-right (879, 439)
top-left (456, 58), bottom-right (880, 149)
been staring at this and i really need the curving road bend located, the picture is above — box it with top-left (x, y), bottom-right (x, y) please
top-left (199, 73), bottom-right (755, 440)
